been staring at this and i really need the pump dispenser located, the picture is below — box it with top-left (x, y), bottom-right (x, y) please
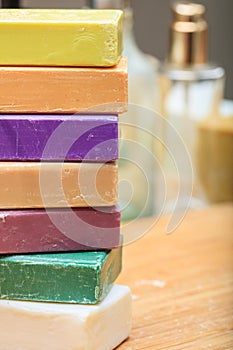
top-left (159, 1), bottom-right (225, 212)
top-left (168, 2), bottom-right (207, 65)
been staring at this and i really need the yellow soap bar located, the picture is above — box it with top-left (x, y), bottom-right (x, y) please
top-left (0, 9), bottom-right (123, 67)
top-left (0, 162), bottom-right (118, 209)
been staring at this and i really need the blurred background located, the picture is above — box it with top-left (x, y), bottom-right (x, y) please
top-left (1, 0), bottom-right (232, 98)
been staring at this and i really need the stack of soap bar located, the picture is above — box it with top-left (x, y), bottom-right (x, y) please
top-left (0, 8), bottom-right (131, 350)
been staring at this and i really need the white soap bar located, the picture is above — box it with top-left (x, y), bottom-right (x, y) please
top-left (0, 285), bottom-right (132, 350)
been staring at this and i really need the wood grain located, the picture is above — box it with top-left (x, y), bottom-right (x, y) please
top-left (116, 204), bottom-right (233, 349)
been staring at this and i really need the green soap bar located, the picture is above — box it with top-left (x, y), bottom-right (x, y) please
top-left (0, 9), bottom-right (123, 67)
top-left (0, 248), bottom-right (122, 304)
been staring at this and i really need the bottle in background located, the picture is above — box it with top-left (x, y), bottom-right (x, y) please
top-left (158, 1), bottom-right (225, 212)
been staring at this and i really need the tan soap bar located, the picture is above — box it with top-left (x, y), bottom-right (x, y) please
top-left (0, 57), bottom-right (127, 114)
top-left (0, 9), bottom-right (123, 67)
top-left (0, 162), bottom-right (118, 209)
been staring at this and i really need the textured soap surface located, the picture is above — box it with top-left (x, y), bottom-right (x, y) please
top-left (0, 207), bottom-right (120, 253)
top-left (0, 57), bottom-right (127, 114)
top-left (0, 114), bottom-right (118, 161)
top-left (0, 285), bottom-right (131, 350)
top-left (0, 247), bottom-right (122, 304)
top-left (0, 162), bottom-right (118, 209)
top-left (0, 9), bottom-right (123, 67)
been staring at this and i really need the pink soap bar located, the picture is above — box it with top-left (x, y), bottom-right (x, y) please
top-left (0, 207), bottom-right (120, 254)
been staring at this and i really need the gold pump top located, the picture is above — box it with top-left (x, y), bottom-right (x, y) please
top-left (168, 1), bottom-right (208, 66)
top-left (172, 1), bottom-right (205, 21)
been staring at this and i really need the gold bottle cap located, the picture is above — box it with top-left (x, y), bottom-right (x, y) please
top-left (168, 1), bottom-right (208, 66)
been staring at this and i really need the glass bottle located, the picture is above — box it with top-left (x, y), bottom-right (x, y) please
top-left (94, 0), bottom-right (160, 221)
top-left (158, 1), bottom-right (225, 213)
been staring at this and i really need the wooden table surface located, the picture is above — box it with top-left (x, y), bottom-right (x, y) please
top-left (116, 204), bottom-right (233, 350)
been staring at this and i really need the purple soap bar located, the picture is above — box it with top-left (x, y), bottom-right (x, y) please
top-left (0, 206), bottom-right (120, 254)
top-left (0, 114), bottom-right (118, 161)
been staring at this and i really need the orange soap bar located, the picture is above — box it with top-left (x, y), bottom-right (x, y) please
top-left (0, 162), bottom-right (118, 209)
top-left (0, 57), bottom-right (127, 114)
